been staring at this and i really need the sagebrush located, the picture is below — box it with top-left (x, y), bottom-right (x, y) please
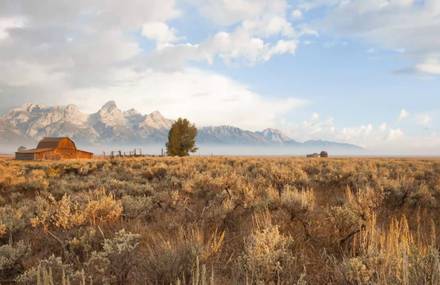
top-left (0, 157), bottom-right (439, 284)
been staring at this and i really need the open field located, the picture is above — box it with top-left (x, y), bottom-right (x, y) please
top-left (0, 155), bottom-right (13, 160)
top-left (1, 157), bottom-right (440, 284)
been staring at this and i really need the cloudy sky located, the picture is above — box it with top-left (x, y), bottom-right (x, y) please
top-left (0, 0), bottom-right (439, 153)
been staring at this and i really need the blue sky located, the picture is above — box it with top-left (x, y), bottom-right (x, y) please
top-left (0, 0), bottom-right (439, 153)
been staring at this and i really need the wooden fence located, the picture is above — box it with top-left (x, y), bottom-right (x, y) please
top-left (102, 148), bottom-right (165, 159)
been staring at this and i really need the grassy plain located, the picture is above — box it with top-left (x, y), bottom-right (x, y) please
top-left (1, 156), bottom-right (440, 284)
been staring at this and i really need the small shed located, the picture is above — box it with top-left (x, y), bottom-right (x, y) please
top-left (15, 137), bottom-right (93, 160)
top-left (320, 151), bottom-right (329, 158)
top-left (306, 153), bottom-right (320, 158)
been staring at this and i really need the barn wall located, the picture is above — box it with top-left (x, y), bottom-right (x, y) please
top-left (54, 148), bottom-right (76, 159)
top-left (51, 149), bottom-right (93, 159)
top-left (76, 150), bottom-right (93, 159)
top-left (36, 151), bottom-right (59, 160)
top-left (15, 152), bottom-right (35, 160)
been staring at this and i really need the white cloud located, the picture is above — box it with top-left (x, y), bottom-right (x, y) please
top-left (286, 112), bottom-right (407, 149)
top-left (66, 68), bottom-right (305, 130)
top-left (0, 0), bottom-right (309, 130)
top-left (283, 111), bottom-right (440, 154)
top-left (173, 0), bottom-right (305, 65)
top-left (387, 128), bottom-right (404, 141)
top-left (0, 17), bottom-right (25, 40)
top-left (0, 0), bottom-right (179, 90)
top-left (0, 61), bottom-right (65, 87)
top-left (206, 31), bottom-right (269, 64)
top-left (142, 21), bottom-right (300, 69)
top-left (416, 58), bottom-right (440, 76)
top-left (291, 9), bottom-right (303, 20)
top-left (0, 0), bottom-right (306, 110)
top-left (203, 30), bottom-right (297, 64)
top-left (417, 114), bottom-right (432, 127)
top-left (267, 40), bottom-right (297, 58)
top-left (398, 109), bottom-right (409, 121)
top-left (396, 109), bottom-right (434, 128)
top-left (303, 0), bottom-right (440, 75)
top-left (242, 16), bottom-right (295, 38)
top-left (187, 0), bottom-right (289, 26)
top-left (142, 22), bottom-right (179, 48)
top-left (299, 112), bottom-right (337, 138)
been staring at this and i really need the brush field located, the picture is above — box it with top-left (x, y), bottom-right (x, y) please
top-left (1, 157), bottom-right (440, 284)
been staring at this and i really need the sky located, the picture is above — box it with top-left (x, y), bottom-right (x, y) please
top-left (0, 0), bottom-right (439, 153)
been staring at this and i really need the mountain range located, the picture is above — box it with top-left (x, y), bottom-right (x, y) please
top-left (0, 101), bottom-right (362, 152)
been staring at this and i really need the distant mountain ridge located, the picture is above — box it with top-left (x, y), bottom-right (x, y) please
top-left (0, 101), bottom-right (362, 151)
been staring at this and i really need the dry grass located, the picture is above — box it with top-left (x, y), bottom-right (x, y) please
top-left (0, 156), bottom-right (440, 284)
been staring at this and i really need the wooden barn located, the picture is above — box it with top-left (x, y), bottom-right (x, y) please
top-left (15, 137), bottom-right (93, 160)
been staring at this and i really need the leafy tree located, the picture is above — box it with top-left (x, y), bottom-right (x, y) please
top-left (166, 118), bottom-right (198, 156)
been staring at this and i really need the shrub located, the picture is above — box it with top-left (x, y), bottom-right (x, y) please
top-left (83, 189), bottom-right (123, 226)
top-left (15, 255), bottom-right (89, 285)
top-left (142, 227), bottom-right (224, 284)
top-left (237, 214), bottom-right (295, 284)
top-left (30, 189), bottom-right (122, 230)
top-left (121, 195), bottom-right (154, 219)
top-left (87, 229), bottom-right (140, 284)
top-left (0, 241), bottom-right (30, 279)
top-left (30, 194), bottom-right (85, 230)
top-left (0, 205), bottom-right (28, 237)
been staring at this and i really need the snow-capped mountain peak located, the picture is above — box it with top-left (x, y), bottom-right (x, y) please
top-left (94, 101), bottom-right (125, 127)
top-left (259, 128), bottom-right (293, 143)
top-left (124, 108), bottom-right (141, 117)
top-left (63, 104), bottom-right (87, 124)
top-left (99, 100), bottom-right (118, 112)
top-left (141, 111), bottom-right (173, 130)
top-left (20, 103), bottom-right (47, 113)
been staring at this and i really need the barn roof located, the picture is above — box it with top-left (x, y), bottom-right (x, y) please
top-left (36, 137), bottom-right (75, 149)
top-left (76, 149), bottom-right (94, 155)
top-left (16, 148), bottom-right (53, 154)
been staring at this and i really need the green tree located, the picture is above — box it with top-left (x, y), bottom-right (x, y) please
top-left (166, 118), bottom-right (198, 156)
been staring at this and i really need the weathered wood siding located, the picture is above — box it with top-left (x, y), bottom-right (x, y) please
top-left (36, 150), bottom-right (58, 160)
top-left (15, 152), bottom-right (36, 160)
top-left (76, 150), bottom-right (93, 159)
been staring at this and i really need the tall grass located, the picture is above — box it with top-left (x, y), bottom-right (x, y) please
top-left (0, 157), bottom-right (439, 284)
